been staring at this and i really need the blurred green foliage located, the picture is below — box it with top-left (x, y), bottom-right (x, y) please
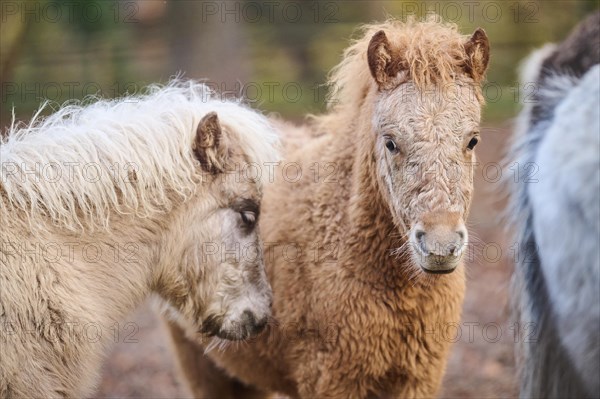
top-left (1, 0), bottom-right (599, 126)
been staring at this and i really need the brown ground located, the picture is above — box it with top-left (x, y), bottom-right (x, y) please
top-left (95, 125), bottom-right (518, 398)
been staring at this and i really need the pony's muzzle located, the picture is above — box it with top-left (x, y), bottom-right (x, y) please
top-left (204, 304), bottom-right (270, 341)
top-left (410, 212), bottom-right (467, 273)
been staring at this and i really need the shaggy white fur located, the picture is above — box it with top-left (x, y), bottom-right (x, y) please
top-left (0, 80), bottom-right (278, 398)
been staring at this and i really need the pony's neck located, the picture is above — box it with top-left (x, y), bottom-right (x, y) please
top-left (64, 215), bottom-right (162, 324)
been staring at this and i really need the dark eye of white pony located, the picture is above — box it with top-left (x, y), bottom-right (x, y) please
top-left (467, 136), bottom-right (479, 150)
top-left (240, 211), bottom-right (256, 227)
top-left (385, 138), bottom-right (398, 153)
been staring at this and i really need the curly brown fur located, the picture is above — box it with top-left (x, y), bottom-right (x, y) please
top-left (167, 17), bottom-right (489, 399)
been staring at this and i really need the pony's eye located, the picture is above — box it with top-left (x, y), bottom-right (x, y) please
top-left (467, 137), bottom-right (479, 150)
top-left (385, 139), bottom-right (398, 153)
top-left (240, 211), bottom-right (256, 227)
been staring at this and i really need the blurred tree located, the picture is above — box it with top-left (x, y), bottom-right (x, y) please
top-left (0, 5), bottom-right (31, 90)
top-left (55, 0), bottom-right (128, 84)
top-left (167, 1), bottom-right (250, 88)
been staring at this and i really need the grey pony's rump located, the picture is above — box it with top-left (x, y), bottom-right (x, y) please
top-left (507, 11), bottom-right (600, 399)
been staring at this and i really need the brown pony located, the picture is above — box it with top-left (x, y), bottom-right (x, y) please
top-left (167, 16), bottom-right (490, 398)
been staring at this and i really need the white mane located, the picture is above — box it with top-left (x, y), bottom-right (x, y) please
top-left (0, 80), bottom-right (279, 232)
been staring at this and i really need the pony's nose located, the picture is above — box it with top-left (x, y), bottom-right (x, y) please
top-left (410, 212), bottom-right (468, 273)
top-left (416, 229), bottom-right (465, 256)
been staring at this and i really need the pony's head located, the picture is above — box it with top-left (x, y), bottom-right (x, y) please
top-left (366, 18), bottom-right (489, 273)
top-left (158, 92), bottom-right (280, 341)
top-left (326, 17), bottom-right (489, 273)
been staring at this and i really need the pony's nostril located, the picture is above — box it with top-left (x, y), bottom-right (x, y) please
top-left (241, 310), bottom-right (267, 336)
top-left (242, 309), bottom-right (256, 325)
top-left (455, 230), bottom-right (467, 254)
top-left (254, 317), bottom-right (268, 333)
top-left (448, 244), bottom-right (457, 255)
top-left (414, 230), bottom-right (428, 255)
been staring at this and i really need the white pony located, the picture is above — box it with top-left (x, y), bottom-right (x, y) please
top-left (0, 80), bottom-right (279, 398)
top-left (508, 12), bottom-right (600, 398)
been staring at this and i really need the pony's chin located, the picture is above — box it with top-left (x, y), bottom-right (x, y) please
top-left (209, 324), bottom-right (267, 341)
top-left (412, 255), bottom-right (461, 275)
top-left (200, 311), bottom-right (268, 341)
top-left (420, 266), bottom-right (457, 274)
top-left (213, 329), bottom-right (247, 341)
top-left (200, 325), bottom-right (247, 341)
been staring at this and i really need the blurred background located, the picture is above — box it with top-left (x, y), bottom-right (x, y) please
top-left (1, 1), bottom-right (598, 397)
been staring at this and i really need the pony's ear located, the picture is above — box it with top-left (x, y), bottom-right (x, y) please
top-left (368, 30), bottom-right (403, 89)
top-left (464, 28), bottom-right (490, 82)
top-left (194, 112), bottom-right (225, 173)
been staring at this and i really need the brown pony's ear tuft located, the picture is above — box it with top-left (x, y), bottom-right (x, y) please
top-left (464, 28), bottom-right (490, 82)
top-left (194, 111), bottom-right (225, 173)
top-left (367, 30), bottom-right (405, 89)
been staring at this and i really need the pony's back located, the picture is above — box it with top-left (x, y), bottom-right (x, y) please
top-left (509, 12), bottom-right (600, 398)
